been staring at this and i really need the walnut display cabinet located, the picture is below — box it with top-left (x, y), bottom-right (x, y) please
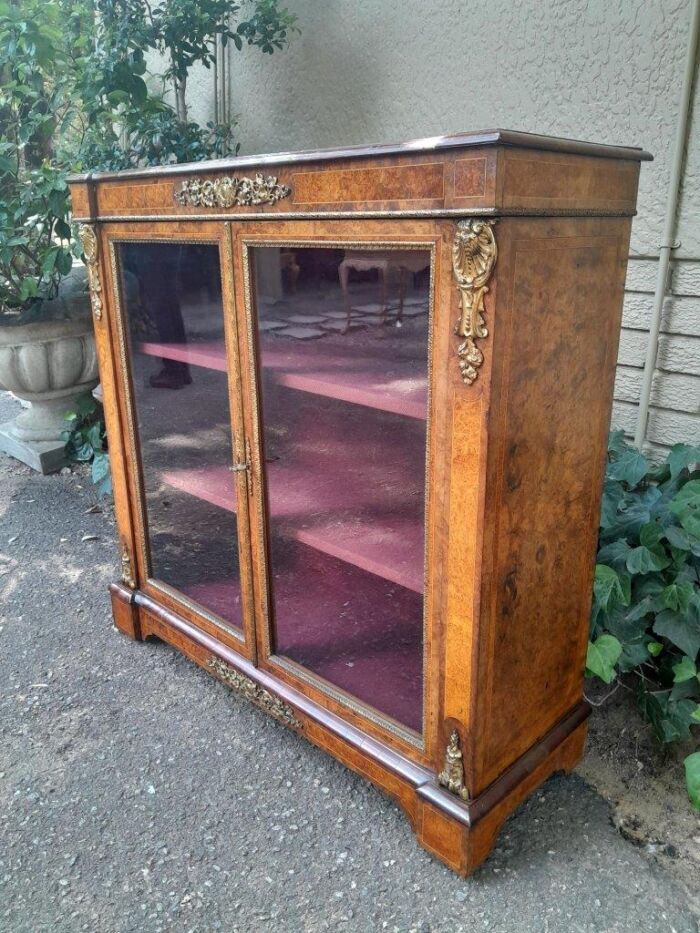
top-left (69, 129), bottom-right (651, 875)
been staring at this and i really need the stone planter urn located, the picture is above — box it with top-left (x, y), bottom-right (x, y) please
top-left (0, 267), bottom-right (99, 473)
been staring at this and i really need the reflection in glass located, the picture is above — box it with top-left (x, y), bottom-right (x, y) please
top-left (117, 242), bottom-right (243, 630)
top-left (252, 246), bottom-right (431, 734)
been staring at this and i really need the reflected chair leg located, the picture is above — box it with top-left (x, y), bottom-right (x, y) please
top-left (289, 261), bottom-right (300, 292)
top-left (397, 267), bottom-right (406, 326)
top-left (339, 260), bottom-right (352, 334)
top-left (380, 266), bottom-right (388, 326)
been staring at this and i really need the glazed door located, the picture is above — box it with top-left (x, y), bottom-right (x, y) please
top-left (236, 228), bottom-right (436, 747)
top-left (106, 224), bottom-right (255, 654)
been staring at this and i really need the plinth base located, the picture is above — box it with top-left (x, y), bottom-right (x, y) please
top-left (0, 419), bottom-right (67, 474)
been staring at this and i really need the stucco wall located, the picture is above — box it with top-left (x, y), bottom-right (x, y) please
top-left (187, 0), bottom-right (700, 453)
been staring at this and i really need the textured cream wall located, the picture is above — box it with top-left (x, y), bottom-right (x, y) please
top-left (186, 0), bottom-right (699, 451)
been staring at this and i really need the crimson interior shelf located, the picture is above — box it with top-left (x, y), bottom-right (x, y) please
top-left (160, 461), bottom-right (423, 594)
top-left (138, 340), bottom-right (428, 420)
top-left (179, 539), bottom-right (423, 734)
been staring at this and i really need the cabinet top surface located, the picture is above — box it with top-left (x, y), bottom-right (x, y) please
top-left (68, 128), bottom-right (652, 184)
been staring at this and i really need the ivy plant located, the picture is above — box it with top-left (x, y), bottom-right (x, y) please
top-left (587, 432), bottom-right (700, 811)
top-left (62, 394), bottom-right (111, 497)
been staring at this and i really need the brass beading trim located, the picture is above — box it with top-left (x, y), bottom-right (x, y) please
top-left (74, 206), bottom-right (638, 224)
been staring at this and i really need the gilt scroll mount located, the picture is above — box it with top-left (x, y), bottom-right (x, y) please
top-left (438, 729), bottom-right (469, 801)
top-left (121, 545), bottom-right (136, 589)
top-left (78, 224), bottom-right (103, 321)
top-left (208, 657), bottom-right (302, 729)
top-left (452, 219), bottom-right (497, 385)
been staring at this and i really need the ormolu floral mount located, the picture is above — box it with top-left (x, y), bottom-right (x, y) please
top-left (175, 173), bottom-right (291, 208)
top-left (451, 219), bottom-right (497, 385)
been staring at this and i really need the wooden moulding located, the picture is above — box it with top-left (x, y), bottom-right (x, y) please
top-left (117, 589), bottom-right (589, 876)
top-left (69, 127), bottom-right (652, 185)
top-left (109, 582), bottom-right (141, 640)
top-left (68, 128), bottom-right (651, 223)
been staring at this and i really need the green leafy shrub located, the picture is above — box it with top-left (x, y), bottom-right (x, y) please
top-left (62, 394), bottom-right (111, 497)
top-left (0, 0), bottom-right (79, 322)
top-left (587, 432), bottom-right (700, 810)
top-left (69, 0), bottom-right (298, 172)
top-left (78, 105), bottom-right (238, 172)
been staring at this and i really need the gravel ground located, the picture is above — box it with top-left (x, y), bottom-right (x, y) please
top-left (0, 393), bottom-right (698, 933)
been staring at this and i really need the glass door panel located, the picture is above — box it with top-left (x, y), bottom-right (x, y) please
top-left (115, 241), bottom-right (245, 632)
top-left (249, 244), bottom-right (431, 734)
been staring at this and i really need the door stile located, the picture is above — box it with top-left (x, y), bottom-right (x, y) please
top-left (220, 222), bottom-right (257, 659)
top-left (82, 222), bottom-right (141, 597)
top-left (101, 224), bottom-right (151, 597)
top-left (230, 231), bottom-right (274, 667)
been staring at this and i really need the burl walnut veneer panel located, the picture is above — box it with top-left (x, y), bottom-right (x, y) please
top-left (470, 218), bottom-right (632, 795)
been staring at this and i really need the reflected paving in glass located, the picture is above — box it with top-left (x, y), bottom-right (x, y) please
top-left (117, 242), bottom-right (244, 630)
top-left (252, 245), bottom-right (431, 734)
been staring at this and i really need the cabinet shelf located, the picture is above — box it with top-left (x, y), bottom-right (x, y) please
top-left (160, 462), bottom-right (424, 594)
top-left (138, 339), bottom-right (427, 420)
top-left (139, 340), bottom-right (226, 372)
top-left (179, 540), bottom-right (423, 735)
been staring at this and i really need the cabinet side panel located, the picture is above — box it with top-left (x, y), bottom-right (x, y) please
top-left (473, 216), bottom-right (632, 793)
